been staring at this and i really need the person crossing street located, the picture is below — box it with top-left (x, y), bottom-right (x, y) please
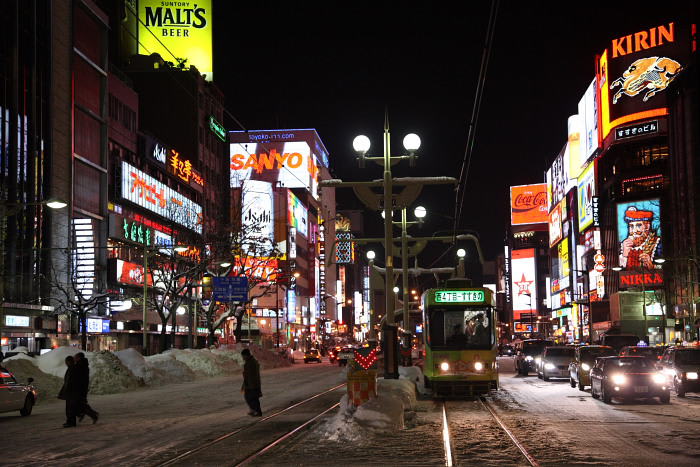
top-left (241, 348), bottom-right (262, 417)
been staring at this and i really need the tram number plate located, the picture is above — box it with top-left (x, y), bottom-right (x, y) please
top-left (634, 386), bottom-right (648, 393)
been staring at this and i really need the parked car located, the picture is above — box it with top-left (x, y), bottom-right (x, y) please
top-left (515, 339), bottom-right (554, 376)
top-left (590, 356), bottom-right (670, 404)
top-left (337, 346), bottom-right (355, 366)
top-left (537, 346), bottom-right (575, 381)
top-left (657, 346), bottom-right (700, 397)
top-left (569, 345), bottom-right (617, 390)
top-left (304, 349), bottom-right (322, 364)
top-left (620, 345), bottom-right (665, 361)
top-left (0, 367), bottom-right (37, 416)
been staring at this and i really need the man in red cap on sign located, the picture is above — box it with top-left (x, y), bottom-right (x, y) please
top-left (619, 206), bottom-right (661, 269)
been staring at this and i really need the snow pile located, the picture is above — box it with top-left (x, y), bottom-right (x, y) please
top-left (236, 343), bottom-right (292, 369)
top-left (87, 350), bottom-right (141, 394)
top-left (2, 356), bottom-right (64, 403)
top-left (320, 376), bottom-right (417, 439)
top-left (399, 365), bottom-right (426, 395)
top-left (36, 347), bottom-right (80, 378)
top-left (10, 345), bottom-right (29, 354)
top-left (145, 353), bottom-right (196, 383)
top-left (166, 348), bottom-right (240, 377)
top-left (115, 348), bottom-right (177, 386)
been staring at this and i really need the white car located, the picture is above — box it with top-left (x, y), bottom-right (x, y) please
top-left (0, 367), bottom-right (38, 416)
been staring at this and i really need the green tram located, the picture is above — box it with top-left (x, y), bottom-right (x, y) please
top-left (422, 287), bottom-right (499, 397)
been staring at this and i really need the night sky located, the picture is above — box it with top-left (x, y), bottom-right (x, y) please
top-left (213, 1), bottom-right (695, 266)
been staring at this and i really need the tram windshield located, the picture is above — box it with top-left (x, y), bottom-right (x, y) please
top-left (428, 307), bottom-right (494, 350)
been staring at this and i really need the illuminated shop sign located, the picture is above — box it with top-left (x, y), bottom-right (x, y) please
top-left (577, 162), bottom-right (596, 232)
top-left (511, 248), bottom-right (537, 320)
top-left (233, 257), bottom-right (279, 282)
top-left (138, 0), bottom-right (213, 81)
top-left (549, 201), bottom-right (564, 247)
top-left (5, 315), bottom-right (30, 327)
top-left (168, 150), bottom-right (204, 187)
top-left (598, 22), bottom-right (690, 140)
top-left (287, 289), bottom-right (297, 323)
top-left (116, 259), bottom-right (152, 287)
top-left (614, 120), bottom-right (659, 140)
top-left (287, 191), bottom-right (308, 237)
top-left (510, 184), bottom-right (548, 225)
top-left (208, 116), bottom-right (226, 142)
top-left (434, 290), bottom-right (485, 304)
top-left (335, 232), bottom-right (355, 264)
top-left (546, 144), bottom-right (575, 210)
top-left (592, 197), bottom-right (600, 227)
top-left (122, 218), bottom-right (153, 246)
top-left (152, 143), bottom-right (167, 164)
top-left (242, 180), bottom-right (274, 253)
top-left (80, 318), bottom-right (111, 334)
top-left (619, 270), bottom-right (664, 288)
top-left (121, 161), bottom-right (202, 233)
top-left (616, 198), bottom-right (662, 270)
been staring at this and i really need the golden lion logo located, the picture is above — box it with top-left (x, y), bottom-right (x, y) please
top-left (610, 56), bottom-right (682, 104)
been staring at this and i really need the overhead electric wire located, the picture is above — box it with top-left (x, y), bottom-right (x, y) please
top-left (452, 0), bottom-right (500, 238)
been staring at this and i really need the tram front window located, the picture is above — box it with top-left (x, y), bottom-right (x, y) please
top-left (429, 308), bottom-right (493, 350)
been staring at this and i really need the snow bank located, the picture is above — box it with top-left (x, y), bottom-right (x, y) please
top-left (2, 357), bottom-right (64, 403)
top-left (36, 347), bottom-right (80, 378)
top-left (145, 353), bottom-right (196, 383)
top-left (320, 376), bottom-right (417, 439)
top-left (166, 348), bottom-right (240, 377)
top-left (235, 343), bottom-right (292, 369)
top-left (10, 345), bottom-right (29, 354)
top-left (88, 351), bottom-right (141, 395)
top-left (399, 365), bottom-right (426, 395)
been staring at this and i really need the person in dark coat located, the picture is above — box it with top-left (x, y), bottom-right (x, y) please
top-left (59, 356), bottom-right (79, 428)
top-left (241, 348), bottom-right (262, 416)
top-left (74, 352), bottom-right (99, 423)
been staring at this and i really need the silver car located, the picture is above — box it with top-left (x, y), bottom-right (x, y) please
top-left (0, 366), bottom-right (38, 416)
top-left (537, 346), bottom-right (575, 381)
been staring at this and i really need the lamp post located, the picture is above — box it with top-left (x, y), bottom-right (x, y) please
top-left (456, 248), bottom-right (466, 278)
top-left (524, 292), bottom-right (533, 337)
top-left (352, 120), bottom-right (421, 379)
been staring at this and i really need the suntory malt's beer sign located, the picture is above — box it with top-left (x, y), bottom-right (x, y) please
top-left (598, 22), bottom-right (691, 140)
top-left (510, 184), bottom-right (548, 226)
top-left (138, 0), bottom-right (213, 81)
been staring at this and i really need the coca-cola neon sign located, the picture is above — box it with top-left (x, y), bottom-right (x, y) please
top-left (510, 184), bottom-right (548, 225)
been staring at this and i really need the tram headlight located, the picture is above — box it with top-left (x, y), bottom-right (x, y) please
top-left (474, 361), bottom-right (484, 371)
top-left (440, 362), bottom-right (450, 372)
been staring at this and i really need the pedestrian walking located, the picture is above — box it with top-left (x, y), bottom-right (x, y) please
top-left (241, 348), bottom-right (262, 416)
top-left (58, 355), bottom-right (79, 428)
top-left (74, 352), bottom-right (99, 424)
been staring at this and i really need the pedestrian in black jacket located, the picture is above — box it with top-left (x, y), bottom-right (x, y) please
top-left (59, 356), bottom-right (79, 428)
top-left (241, 348), bottom-right (262, 416)
top-left (74, 352), bottom-right (99, 424)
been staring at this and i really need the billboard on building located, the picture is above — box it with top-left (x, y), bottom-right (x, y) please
top-left (121, 161), bottom-right (202, 233)
top-left (578, 78), bottom-right (599, 162)
top-left (577, 162), bottom-right (596, 232)
top-left (242, 180), bottom-right (274, 254)
top-left (548, 201), bottom-right (564, 247)
top-left (616, 198), bottom-right (662, 270)
top-left (546, 144), bottom-right (575, 210)
top-left (597, 22), bottom-right (691, 140)
top-left (287, 191), bottom-right (308, 237)
top-left (510, 184), bottom-right (548, 225)
top-left (510, 248), bottom-right (537, 320)
top-left (229, 130), bottom-right (328, 198)
top-left (137, 0), bottom-right (213, 81)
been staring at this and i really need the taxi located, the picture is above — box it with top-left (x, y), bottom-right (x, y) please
top-left (569, 345), bottom-right (617, 391)
top-left (303, 348), bottom-right (322, 364)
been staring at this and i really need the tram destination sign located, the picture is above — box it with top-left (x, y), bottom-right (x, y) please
top-left (434, 290), bottom-right (485, 304)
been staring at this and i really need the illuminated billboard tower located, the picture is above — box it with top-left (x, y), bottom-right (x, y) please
top-left (506, 184), bottom-right (550, 338)
top-left (229, 129), bottom-right (336, 348)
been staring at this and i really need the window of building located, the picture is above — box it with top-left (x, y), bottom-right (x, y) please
top-left (622, 174), bottom-right (664, 195)
top-left (634, 144), bottom-right (669, 166)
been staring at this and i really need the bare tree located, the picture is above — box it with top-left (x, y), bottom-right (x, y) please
top-left (43, 247), bottom-right (111, 350)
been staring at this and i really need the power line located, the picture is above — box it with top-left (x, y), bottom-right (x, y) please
top-left (452, 0), bottom-right (499, 237)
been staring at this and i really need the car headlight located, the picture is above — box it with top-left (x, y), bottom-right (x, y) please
top-left (535, 357), bottom-right (542, 365)
top-left (544, 363), bottom-right (556, 370)
top-left (611, 374), bottom-right (627, 385)
top-left (440, 362), bottom-right (450, 371)
top-left (686, 372), bottom-right (699, 380)
top-left (581, 363), bottom-right (591, 372)
top-left (525, 356), bottom-right (534, 361)
top-left (652, 373), bottom-right (666, 384)
top-left (474, 361), bottom-right (484, 371)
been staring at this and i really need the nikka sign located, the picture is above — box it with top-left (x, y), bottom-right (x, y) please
top-left (619, 270), bottom-right (664, 289)
top-left (510, 184), bottom-right (548, 225)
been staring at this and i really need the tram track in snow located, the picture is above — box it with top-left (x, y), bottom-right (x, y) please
top-left (440, 397), bottom-right (540, 467)
top-left (154, 383), bottom-right (344, 467)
